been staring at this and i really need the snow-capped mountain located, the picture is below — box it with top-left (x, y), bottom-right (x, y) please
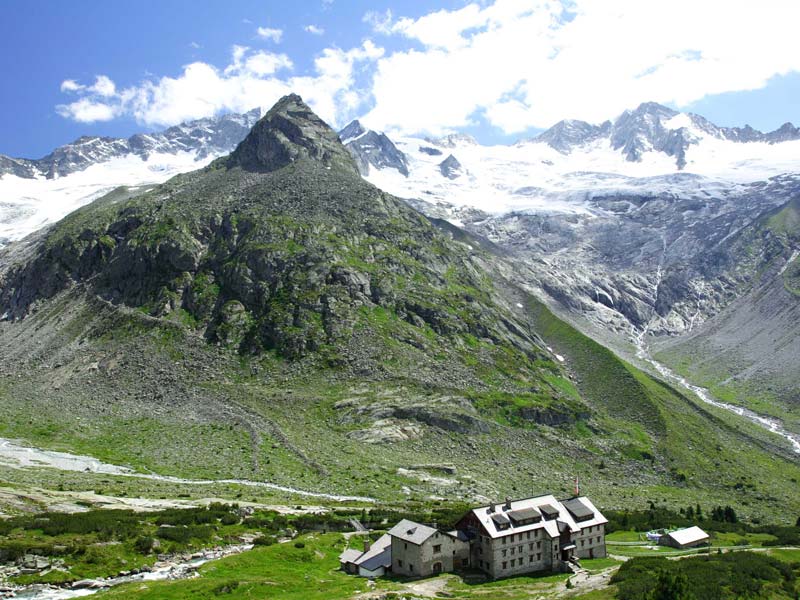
top-left (0, 109), bottom-right (261, 245)
top-left (344, 102), bottom-right (800, 217)
top-left (0, 109), bottom-right (262, 180)
top-left (339, 119), bottom-right (409, 176)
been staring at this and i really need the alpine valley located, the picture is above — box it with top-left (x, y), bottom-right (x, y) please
top-left (0, 93), bottom-right (799, 533)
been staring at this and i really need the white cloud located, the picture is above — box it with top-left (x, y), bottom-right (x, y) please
top-left (189, 41), bottom-right (201, 49)
top-left (57, 42), bottom-right (383, 129)
top-left (90, 75), bottom-right (116, 97)
top-left (256, 26), bottom-right (283, 43)
top-left (304, 24), bottom-right (325, 35)
top-left (60, 79), bottom-right (84, 93)
top-left (56, 97), bottom-right (118, 123)
top-left (363, 9), bottom-right (395, 35)
top-left (56, 1), bottom-right (800, 138)
top-left (362, 0), bottom-right (800, 136)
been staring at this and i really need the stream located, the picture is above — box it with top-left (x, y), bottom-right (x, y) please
top-left (0, 439), bottom-right (374, 503)
top-left (2, 544), bottom-right (253, 599)
top-left (634, 336), bottom-right (800, 455)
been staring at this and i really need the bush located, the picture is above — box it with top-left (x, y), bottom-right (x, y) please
top-left (134, 536), bottom-right (155, 554)
top-left (612, 552), bottom-right (797, 600)
top-left (253, 536), bottom-right (276, 546)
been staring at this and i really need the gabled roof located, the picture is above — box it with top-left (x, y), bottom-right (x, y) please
top-left (388, 519), bottom-right (438, 545)
top-left (467, 495), bottom-right (608, 539)
top-left (339, 548), bottom-right (363, 564)
top-left (667, 526), bottom-right (709, 546)
top-left (357, 534), bottom-right (392, 571)
top-left (338, 534), bottom-right (392, 570)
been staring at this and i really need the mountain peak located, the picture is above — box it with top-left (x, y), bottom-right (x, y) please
top-left (630, 101), bottom-right (678, 118)
top-left (226, 94), bottom-right (358, 175)
top-left (339, 120), bottom-right (367, 144)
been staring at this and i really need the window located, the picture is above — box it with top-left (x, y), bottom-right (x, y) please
top-left (581, 540), bottom-right (584, 547)
top-left (530, 555), bottom-right (534, 563)
top-left (398, 560), bottom-right (403, 568)
top-left (510, 547), bottom-right (515, 555)
top-left (404, 542), bottom-right (407, 550)
top-left (502, 561), bottom-right (507, 570)
top-left (502, 549), bottom-right (507, 557)
top-left (526, 531), bottom-right (531, 540)
top-left (478, 546), bottom-right (483, 555)
top-left (433, 545), bottom-right (442, 554)
top-left (537, 541), bottom-right (541, 549)
top-left (410, 564), bottom-right (414, 572)
top-left (537, 553), bottom-right (541, 560)
top-left (529, 543), bottom-right (534, 550)
top-left (511, 559), bottom-right (516, 567)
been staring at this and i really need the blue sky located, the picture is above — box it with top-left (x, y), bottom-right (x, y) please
top-left (1, 0), bottom-right (799, 158)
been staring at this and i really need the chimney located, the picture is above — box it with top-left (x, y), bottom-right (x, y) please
top-left (504, 497), bottom-right (512, 511)
top-left (488, 502), bottom-right (496, 514)
top-left (363, 538), bottom-right (371, 553)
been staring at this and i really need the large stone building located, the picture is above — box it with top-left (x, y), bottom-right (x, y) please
top-left (340, 494), bottom-right (607, 580)
top-left (455, 495), bottom-right (607, 579)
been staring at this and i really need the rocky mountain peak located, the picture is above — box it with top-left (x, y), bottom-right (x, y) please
top-left (226, 94), bottom-right (359, 175)
top-left (338, 121), bottom-right (409, 177)
top-left (339, 119), bottom-right (367, 143)
top-left (534, 119), bottom-right (611, 153)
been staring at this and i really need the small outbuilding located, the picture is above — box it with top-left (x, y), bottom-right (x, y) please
top-left (339, 534), bottom-right (392, 578)
top-left (659, 526), bottom-right (710, 549)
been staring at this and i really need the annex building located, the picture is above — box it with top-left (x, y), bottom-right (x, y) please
top-left (340, 494), bottom-right (607, 580)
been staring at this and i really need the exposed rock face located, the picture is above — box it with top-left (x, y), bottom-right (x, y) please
top-left (228, 95), bottom-right (357, 175)
top-left (439, 154), bottom-right (463, 179)
top-left (418, 146), bottom-right (443, 156)
top-left (0, 109), bottom-right (262, 179)
top-left (534, 119), bottom-right (611, 154)
top-left (338, 120), bottom-right (409, 176)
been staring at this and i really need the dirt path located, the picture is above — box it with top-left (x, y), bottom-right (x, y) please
top-left (561, 566), bottom-right (620, 597)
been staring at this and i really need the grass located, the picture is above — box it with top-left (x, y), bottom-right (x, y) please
top-left (606, 531), bottom-right (645, 542)
top-left (102, 533), bottom-right (399, 600)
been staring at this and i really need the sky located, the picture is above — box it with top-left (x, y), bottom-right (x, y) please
top-left (1, 0), bottom-right (799, 158)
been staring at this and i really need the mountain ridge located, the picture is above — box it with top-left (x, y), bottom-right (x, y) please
top-left (0, 108), bottom-right (262, 179)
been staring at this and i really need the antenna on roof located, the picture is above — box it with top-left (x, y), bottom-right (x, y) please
top-left (574, 476), bottom-right (580, 497)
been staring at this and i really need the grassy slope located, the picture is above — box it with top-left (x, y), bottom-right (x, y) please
top-left (1, 288), bottom-right (799, 521)
top-left (524, 297), bottom-right (800, 521)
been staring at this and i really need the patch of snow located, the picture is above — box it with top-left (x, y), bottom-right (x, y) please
top-left (0, 150), bottom-right (219, 246)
